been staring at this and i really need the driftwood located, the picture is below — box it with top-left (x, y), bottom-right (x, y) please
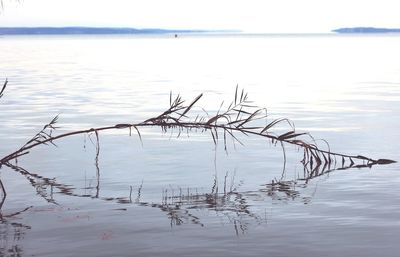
top-left (0, 85), bottom-right (396, 169)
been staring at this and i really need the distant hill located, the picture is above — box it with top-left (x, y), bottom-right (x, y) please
top-left (0, 27), bottom-right (209, 35)
top-left (333, 27), bottom-right (400, 33)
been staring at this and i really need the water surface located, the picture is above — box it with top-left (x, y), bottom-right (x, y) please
top-left (0, 34), bottom-right (399, 257)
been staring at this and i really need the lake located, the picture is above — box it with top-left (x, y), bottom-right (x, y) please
top-left (0, 34), bottom-right (399, 257)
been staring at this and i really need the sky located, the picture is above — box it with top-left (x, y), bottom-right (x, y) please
top-left (1, 0), bottom-right (400, 33)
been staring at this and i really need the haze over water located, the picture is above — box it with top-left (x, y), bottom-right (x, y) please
top-left (0, 34), bottom-right (400, 256)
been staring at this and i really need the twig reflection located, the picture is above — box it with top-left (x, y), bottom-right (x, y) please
top-left (0, 154), bottom-right (382, 240)
top-left (0, 203), bottom-right (32, 257)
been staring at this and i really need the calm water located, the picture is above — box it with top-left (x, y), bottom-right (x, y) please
top-left (0, 34), bottom-right (400, 257)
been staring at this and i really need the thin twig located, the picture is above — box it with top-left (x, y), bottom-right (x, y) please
top-left (0, 79), bottom-right (7, 99)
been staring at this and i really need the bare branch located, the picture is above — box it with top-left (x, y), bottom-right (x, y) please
top-left (0, 89), bottom-right (396, 168)
top-left (0, 79), bottom-right (7, 99)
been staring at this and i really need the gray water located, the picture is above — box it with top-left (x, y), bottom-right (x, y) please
top-left (0, 34), bottom-right (400, 257)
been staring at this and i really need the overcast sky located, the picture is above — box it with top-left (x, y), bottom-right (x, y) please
top-left (1, 0), bottom-right (400, 33)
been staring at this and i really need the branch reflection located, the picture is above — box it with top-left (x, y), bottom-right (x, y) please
top-left (0, 203), bottom-right (32, 257)
top-left (0, 158), bottom-right (367, 238)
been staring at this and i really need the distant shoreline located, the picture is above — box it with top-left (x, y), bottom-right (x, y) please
top-left (3, 26), bottom-right (400, 36)
top-left (333, 27), bottom-right (400, 33)
top-left (0, 27), bottom-right (222, 35)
